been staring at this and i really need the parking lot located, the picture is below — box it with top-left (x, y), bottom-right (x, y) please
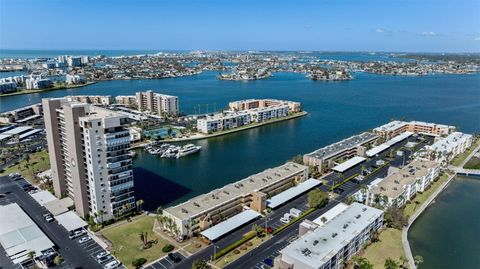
top-left (0, 175), bottom-right (113, 269)
top-left (143, 252), bottom-right (185, 269)
top-left (268, 203), bottom-right (310, 231)
top-left (75, 233), bottom-right (126, 269)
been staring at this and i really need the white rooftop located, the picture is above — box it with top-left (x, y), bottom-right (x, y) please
top-left (200, 209), bottom-right (261, 241)
top-left (427, 132), bottom-right (473, 153)
top-left (312, 203), bottom-right (349, 226)
top-left (55, 211), bottom-right (88, 232)
top-left (164, 162), bottom-right (307, 221)
top-left (280, 203), bottom-right (383, 269)
top-left (366, 132), bottom-right (413, 157)
top-left (31, 191), bottom-right (56, 206)
top-left (373, 120), bottom-right (407, 133)
top-left (267, 179), bottom-right (321, 209)
top-left (333, 156), bottom-right (366, 173)
top-left (0, 203), bottom-right (55, 264)
top-left (305, 132), bottom-right (377, 161)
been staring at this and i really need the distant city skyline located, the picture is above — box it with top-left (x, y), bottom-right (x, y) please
top-left (0, 0), bottom-right (479, 53)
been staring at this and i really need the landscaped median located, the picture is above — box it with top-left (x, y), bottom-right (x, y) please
top-left (330, 173), bottom-right (359, 191)
top-left (364, 162), bottom-right (390, 179)
top-left (212, 207), bottom-right (317, 265)
top-left (213, 231), bottom-right (257, 260)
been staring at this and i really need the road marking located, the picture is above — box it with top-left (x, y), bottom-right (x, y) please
top-left (164, 257), bottom-right (174, 265)
top-left (156, 261), bottom-right (168, 269)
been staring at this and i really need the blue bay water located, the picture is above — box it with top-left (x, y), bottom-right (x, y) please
top-left (1, 71), bottom-right (479, 207)
top-left (1, 60), bottom-right (479, 268)
top-left (408, 176), bottom-right (480, 269)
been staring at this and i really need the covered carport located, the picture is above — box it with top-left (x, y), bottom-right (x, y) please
top-left (201, 209), bottom-right (261, 241)
top-left (333, 156), bottom-right (366, 173)
top-left (266, 178), bottom-right (321, 209)
top-left (55, 211), bottom-right (88, 233)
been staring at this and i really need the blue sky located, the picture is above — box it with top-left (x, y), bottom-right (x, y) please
top-left (1, 0), bottom-right (479, 52)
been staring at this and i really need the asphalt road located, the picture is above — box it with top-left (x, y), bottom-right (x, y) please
top-left (0, 175), bottom-right (104, 269)
top-left (172, 134), bottom-right (432, 269)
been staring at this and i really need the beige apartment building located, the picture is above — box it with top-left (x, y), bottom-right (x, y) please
top-left (162, 162), bottom-right (308, 237)
top-left (228, 99), bottom-right (302, 113)
top-left (373, 120), bottom-right (454, 140)
top-left (43, 98), bottom-right (135, 221)
top-left (67, 95), bottom-right (113, 106)
top-left (303, 132), bottom-right (378, 174)
top-left (136, 90), bottom-right (179, 116)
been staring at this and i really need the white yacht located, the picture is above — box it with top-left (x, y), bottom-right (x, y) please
top-left (176, 144), bottom-right (201, 158)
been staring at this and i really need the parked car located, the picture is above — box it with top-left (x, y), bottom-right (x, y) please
top-left (98, 255), bottom-right (113, 264)
top-left (8, 173), bottom-right (20, 179)
top-left (289, 208), bottom-right (302, 218)
top-left (168, 252), bottom-right (182, 263)
top-left (44, 213), bottom-right (54, 222)
top-left (333, 188), bottom-right (344, 194)
top-left (279, 216), bottom-right (290, 224)
top-left (69, 229), bottom-right (86, 239)
top-left (96, 251), bottom-right (110, 260)
top-left (78, 236), bottom-right (91, 244)
top-left (264, 258), bottom-right (274, 267)
top-left (103, 260), bottom-right (121, 269)
top-left (265, 227), bottom-right (273, 234)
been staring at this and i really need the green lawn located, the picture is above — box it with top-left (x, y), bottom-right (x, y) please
top-left (403, 173), bottom-right (450, 218)
top-left (0, 150), bottom-right (50, 183)
top-left (463, 156), bottom-right (480, 170)
top-left (101, 215), bottom-right (170, 269)
top-left (362, 228), bottom-right (404, 269)
top-left (451, 139), bottom-right (480, 167)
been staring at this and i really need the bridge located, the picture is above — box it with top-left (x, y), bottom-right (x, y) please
top-left (452, 167), bottom-right (480, 176)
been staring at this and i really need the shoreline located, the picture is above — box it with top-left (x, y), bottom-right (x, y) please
top-left (154, 111), bottom-right (308, 143)
top-left (0, 81), bottom-right (97, 97)
top-left (403, 142), bottom-right (480, 269)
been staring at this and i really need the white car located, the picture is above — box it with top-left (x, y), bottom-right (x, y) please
top-left (279, 216), bottom-right (290, 224)
top-left (69, 229), bottom-right (86, 239)
top-left (78, 236), bottom-right (91, 244)
top-left (96, 251), bottom-right (110, 260)
top-left (104, 260), bottom-right (121, 269)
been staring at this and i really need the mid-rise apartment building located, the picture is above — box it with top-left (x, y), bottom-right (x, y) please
top-left (196, 99), bottom-right (298, 134)
top-left (366, 159), bottom-right (439, 208)
top-left (373, 120), bottom-right (454, 139)
top-left (228, 99), bottom-right (302, 113)
top-left (426, 132), bottom-right (473, 165)
top-left (274, 203), bottom-right (383, 269)
top-left (303, 132), bottom-right (378, 174)
top-left (136, 90), bottom-right (179, 116)
top-left (67, 95), bottom-right (113, 106)
top-left (43, 98), bottom-right (135, 222)
top-left (163, 162), bottom-right (308, 237)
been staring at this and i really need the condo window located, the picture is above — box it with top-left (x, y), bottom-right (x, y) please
top-left (98, 122), bottom-right (101, 126)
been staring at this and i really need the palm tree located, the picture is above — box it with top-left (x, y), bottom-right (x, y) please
top-left (399, 255), bottom-right (408, 268)
top-left (184, 219), bottom-right (193, 238)
top-left (414, 255), bottom-right (424, 267)
top-left (139, 232), bottom-right (145, 247)
top-left (384, 258), bottom-right (399, 269)
top-left (27, 250), bottom-right (36, 261)
top-left (136, 199), bottom-right (144, 212)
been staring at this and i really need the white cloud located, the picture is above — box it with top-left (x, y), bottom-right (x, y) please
top-left (421, 31), bottom-right (437, 37)
top-left (375, 28), bottom-right (385, 33)
top-left (474, 37), bottom-right (480, 41)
